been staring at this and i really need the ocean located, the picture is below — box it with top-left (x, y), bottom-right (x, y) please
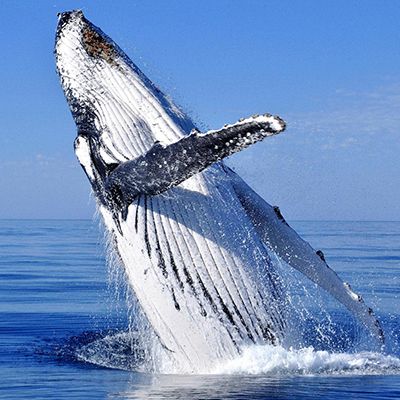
top-left (1, 219), bottom-right (399, 399)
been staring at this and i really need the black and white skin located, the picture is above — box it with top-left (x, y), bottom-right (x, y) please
top-left (55, 10), bottom-right (383, 373)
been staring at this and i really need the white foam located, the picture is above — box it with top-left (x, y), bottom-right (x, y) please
top-left (74, 330), bottom-right (400, 376)
top-left (211, 345), bottom-right (400, 376)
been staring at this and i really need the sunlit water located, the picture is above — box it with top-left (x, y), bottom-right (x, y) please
top-left (1, 220), bottom-right (399, 399)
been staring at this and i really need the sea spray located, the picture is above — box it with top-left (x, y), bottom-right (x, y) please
top-left (100, 211), bottom-right (171, 373)
top-left (70, 221), bottom-right (396, 375)
top-left (212, 345), bottom-right (400, 376)
top-left (91, 207), bottom-right (381, 374)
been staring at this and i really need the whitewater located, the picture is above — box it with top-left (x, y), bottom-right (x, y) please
top-left (74, 330), bottom-right (400, 376)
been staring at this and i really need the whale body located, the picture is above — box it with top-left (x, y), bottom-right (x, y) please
top-left (55, 10), bottom-right (383, 373)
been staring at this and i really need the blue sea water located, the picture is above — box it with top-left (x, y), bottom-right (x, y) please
top-left (1, 219), bottom-right (399, 399)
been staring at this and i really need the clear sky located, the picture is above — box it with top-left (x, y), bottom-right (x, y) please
top-left (0, 0), bottom-right (399, 220)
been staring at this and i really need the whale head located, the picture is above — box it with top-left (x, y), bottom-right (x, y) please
top-left (55, 10), bottom-right (195, 164)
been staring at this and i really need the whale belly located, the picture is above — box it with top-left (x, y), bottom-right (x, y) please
top-left (101, 166), bottom-right (286, 373)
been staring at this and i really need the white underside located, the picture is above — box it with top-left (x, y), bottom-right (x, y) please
top-left (100, 166), bottom-right (285, 373)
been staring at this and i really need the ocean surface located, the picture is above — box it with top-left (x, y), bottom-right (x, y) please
top-left (1, 219), bottom-right (399, 399)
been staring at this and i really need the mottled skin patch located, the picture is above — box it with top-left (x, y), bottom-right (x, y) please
top-left (82, 26), bottom-right (118, 66)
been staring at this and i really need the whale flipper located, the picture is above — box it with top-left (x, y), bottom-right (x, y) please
top-left (105, 115), bottom-right (285, 208)
top-left (74, 135), bottom-right (288, 372)
top-left (226, 167), bottom-right (384, 343)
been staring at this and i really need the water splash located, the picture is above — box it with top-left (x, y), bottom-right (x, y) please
top-left (80, 212), bottom-right (397, 375)
top-left (76, 331), bottom-right (145, 371)
top-left (212, 345), bottom-right (400, 376)
top-left (47, 329), bottom-right (398, 376)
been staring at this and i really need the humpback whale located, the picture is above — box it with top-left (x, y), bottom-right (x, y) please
top-left (55, 10), bottom-right (384, 373)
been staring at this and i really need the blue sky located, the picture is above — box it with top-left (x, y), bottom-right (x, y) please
top-left (0, 0), bottom-right (399, 220)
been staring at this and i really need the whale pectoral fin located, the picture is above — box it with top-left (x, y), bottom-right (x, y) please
top-left (74, 134), bottom-right (119, 205)
top-left (226, 167), bottom-right (385, 344)
top-left (106, 114), bottom-right (285, 202)
top-left (74, 135), bottom-right (102, 188)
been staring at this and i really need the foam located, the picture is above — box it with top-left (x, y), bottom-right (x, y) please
top-left (212, 345), bottom-right (400, 376)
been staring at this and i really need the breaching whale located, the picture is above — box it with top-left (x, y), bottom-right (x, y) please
top-left (55, 10), bottom-right (384, 373)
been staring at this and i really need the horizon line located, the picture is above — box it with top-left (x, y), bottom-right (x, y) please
top-left (0, 218), bottom-right (399, 223)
